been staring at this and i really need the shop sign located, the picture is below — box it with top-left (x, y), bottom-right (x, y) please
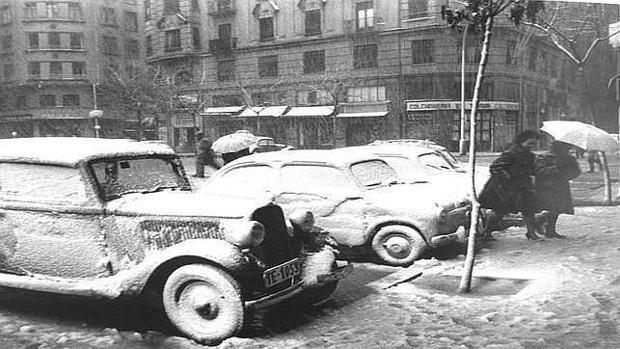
top-left (406, 101), bottom-right (518, 112)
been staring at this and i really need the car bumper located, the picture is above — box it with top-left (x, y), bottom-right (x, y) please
top-left (430, 225), bottom-right (468, 246)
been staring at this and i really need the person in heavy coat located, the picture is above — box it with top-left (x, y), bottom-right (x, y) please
top-left (534, 141), bottom-right (581, 239)
top-left (193, 132), bottom-right (220, 178)
top-left (478, 130), bottom-right (541, 241)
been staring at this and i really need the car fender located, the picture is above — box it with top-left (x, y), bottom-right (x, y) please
top-left (94, 238), bottom-right (249, 297)
top-left (364, 216), bottom-right (436, 243)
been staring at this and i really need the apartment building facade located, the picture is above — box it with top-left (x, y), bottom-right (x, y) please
top-left (146, 0), bottom-right (581, 151)
top-left (0, 0), bottom-right (144, 138)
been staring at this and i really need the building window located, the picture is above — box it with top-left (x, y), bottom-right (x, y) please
top-left (62, 94), bottom-right (80, 106)
top-left (1, 34), bottom-right (10, 50)
top-left (144, 0), bottom-right (151, 20)
top-left (124, 11), bottom-right (138, 31)
top-left (102, 35), bottom-right (119, 55)
top-left (48, 32), bottom-right (61, 49)
top-left (408, 0), bottom-right (428, 18)
top-left (3, 63), bottom-right (13, 81)
top-left (165, 29), bottom-right (181, 50)
top-left (164, 0), bottom-right (179, 15)
top-left (347, 86), bottom-right (386, 102)
top-left (303, 50), bottom-right (325, 74)
top-left (24, 3), bottom-right (37, 19)
top-left (126, 39), bottom-right (140, 58)
top-left (28, 32), bottom-right (39, 49)
top-left (411, 39), bottom-right (434, 64)
top-left (72, 62), bottom-right (85, 76)
top-left (259, 17), bottom-right (274, 41)
top-left (353, 44), bottom-right (378, 69)
top-left (528, 46), bottom-right (537, 71)
top-left (49, 61), bottom-right (63, 77)
top-left (191, 0), bottom-right (199, 12)
top-left (356, 1), bottom-right (374, 29)
top-left (217, 59), bottom-right (235, 81)
top-left (68, 3), bottom-right (83, 20)
top-left (145, 35), bottom-right (153, 56)
top-left (47, 3), bottom-right (60, 18)
top-left (40, 94), bottom-right (56, 107)
top-left (15, 95), bottom-right (27, 109)
top-left (101, 7), bottom-right (117, 26)
top-left (70, 33), bottom-right (82, 49)
top-left (305, 9), bottom-right (321, 35)
top-left (28, 62), bottom-right (41, 77)
top-left (258, 55), bottom-right (278, 78)
top-left (1, 5), bottom-right (11, 24)
top-left (506, 40), bottom-right (517, 66)
top-left (192, 27), bottom-right (201, 49)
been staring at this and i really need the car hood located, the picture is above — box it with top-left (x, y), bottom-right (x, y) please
top-left (106, 190), bottom-right (272, 218)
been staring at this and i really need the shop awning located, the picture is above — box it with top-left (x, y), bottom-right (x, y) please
top-left (336, 111), bottom-right (389, 118)
top-left (285, 106), bottom-right (335, 117)
top-left (201, 106), bottom-right (245, 116)
top-left (235, 106), bottom-right (288, 118)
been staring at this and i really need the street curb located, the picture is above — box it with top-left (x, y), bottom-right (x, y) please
top-left (365, 266), bottom-right (423, 291)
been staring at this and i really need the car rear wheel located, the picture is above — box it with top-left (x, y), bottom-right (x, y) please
top-left (162, 264), bottom-right (244, 345)
top-left (371, 225), bottom-right (426, 266)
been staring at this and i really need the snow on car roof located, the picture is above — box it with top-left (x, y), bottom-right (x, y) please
top-left (351, 144), bottom-right (437, 157)
top-left (0, 137), bottom-right (176, 167)
top-left (225, 148), bottom-right (385, 167)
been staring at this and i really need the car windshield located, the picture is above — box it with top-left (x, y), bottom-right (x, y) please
top-left (350, 160), bottom-right (400, 187)
top-left (90, 156), bottom-right (188, 200)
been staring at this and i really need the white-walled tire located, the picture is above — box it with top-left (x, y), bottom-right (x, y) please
top-left (371, 225), bottom-right (426, 266)
top-left (162, 264), bottom-right (244, 345)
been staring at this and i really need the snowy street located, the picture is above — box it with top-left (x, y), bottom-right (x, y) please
top-left (0, 204), bottom-right (618, 348)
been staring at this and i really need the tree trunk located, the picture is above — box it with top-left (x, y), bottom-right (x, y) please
top-left (600, 151), bottom-right (612, 205)
top-left (458, 14), bottom-right (494, 294)
top-left (136, 107), bottom-right (143, 141)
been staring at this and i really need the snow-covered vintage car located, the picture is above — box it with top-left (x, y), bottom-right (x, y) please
top-left (0, 137), bottom-right (343, 345)
top-left (201, 149), bottom-right (471, 267)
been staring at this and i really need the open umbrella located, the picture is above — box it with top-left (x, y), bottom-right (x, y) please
top-left (540, 121), bottom-right (619, 153)
top-left (212, 130), bottom-right (258, 154)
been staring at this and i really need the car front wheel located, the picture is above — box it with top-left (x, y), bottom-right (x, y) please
top-left (162, 264), bottom-right (244, 345)
top-left (371, 225), bottom-right (426, 266)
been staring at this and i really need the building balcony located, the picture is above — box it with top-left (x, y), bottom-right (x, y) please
top-left (343, 17), bottom-right (385, 36)
top-left (207, 0), bottom-right (236, 16)
top-left (22, 16), bottom-right (85, 23)
top-left (28, 74), bottom-right (88, 81)
top-left (26, 45), bottom-right (85, 52)
top-left (209, 37), bottom-right (237, 56)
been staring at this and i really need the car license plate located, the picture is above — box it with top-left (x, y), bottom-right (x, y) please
top-left (263, 258), bottom-right (302, 288)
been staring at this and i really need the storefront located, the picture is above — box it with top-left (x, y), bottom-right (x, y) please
top-left (404, 100), bottom-right (519, 152)
top-left (283, 106), bottom-right (336, 149)
top-left (170, 113), bottom-right (199, 153)
top-left (200, 106), bottom-right (245, 141)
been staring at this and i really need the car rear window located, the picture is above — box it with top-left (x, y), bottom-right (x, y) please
top-left (0, 163), bottom-right (88, 204)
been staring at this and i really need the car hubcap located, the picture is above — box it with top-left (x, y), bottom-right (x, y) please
top-left (383, 236), bottom-right (411, 259)
top-left (179, 283), bottom-right (219, 321)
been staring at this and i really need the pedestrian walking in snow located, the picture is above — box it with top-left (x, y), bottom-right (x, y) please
top-left (193, 132), bottom-right (219, 178)
top-left (478, 130), bottom-right (542, 241)
top-left (534, 141), bottom-right (581, 239)
top-left (586, 150), bottom-right (602, 172)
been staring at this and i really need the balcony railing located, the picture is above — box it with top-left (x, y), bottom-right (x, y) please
top-left (209, 37), bottom-right (237, 56)
top-left (23, 14), bottom-right (84, 22)
top-left (28, 74), bottom-right (87, 80)
top-left (27, 45), bottom-right (83, 51)
top-left (207, 0), bottom-right (236, 16)
top-left (343, 16), bottom-right (384, 35)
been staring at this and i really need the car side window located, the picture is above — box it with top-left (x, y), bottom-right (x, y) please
top-left (0, 163), bottom-right (89, 205)
top-left (280, 165), bottom-right (353, 192)
top-left (213, 165), bottom-right (275, 193)
top-left (418, 152), bottom-right (454, 173)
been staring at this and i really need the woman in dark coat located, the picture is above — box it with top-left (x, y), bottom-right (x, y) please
top-left (534, 141), bottom-right (581, 239)
top-left (478, 130), bottom-right (541, 241)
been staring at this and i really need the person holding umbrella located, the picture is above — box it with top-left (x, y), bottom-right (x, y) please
top-left (212, 130), bottom-right (257, 165)
top-left (534, 141), bottom-right (581, 239)
top-left (478, 130), bottom-right (542, 241)
top-left (193, 132), bottom-right (220, 178)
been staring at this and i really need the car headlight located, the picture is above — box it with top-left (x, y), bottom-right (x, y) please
top-left (225, 220), bottom-right (265, 248)
top-left (438, 209), bottom-right (449, 223)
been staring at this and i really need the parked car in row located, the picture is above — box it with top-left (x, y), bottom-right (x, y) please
top-left (201, 148), bottom-right (471, 267)
top-left (0, 137), bottom-right (344, 345)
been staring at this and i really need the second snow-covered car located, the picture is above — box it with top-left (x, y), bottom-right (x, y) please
top-left (201, 149), bottom-right (471, 266)
top-left (0, 137), bottom-right (342, 345)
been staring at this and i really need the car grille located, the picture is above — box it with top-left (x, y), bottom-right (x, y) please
top-left (438, 205), bottom-right (471, 234)
top-left (140, 220), bottom-right (225, 250)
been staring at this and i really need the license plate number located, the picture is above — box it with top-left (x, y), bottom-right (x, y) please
top-left (263, 258), bottom-right (302, 288)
